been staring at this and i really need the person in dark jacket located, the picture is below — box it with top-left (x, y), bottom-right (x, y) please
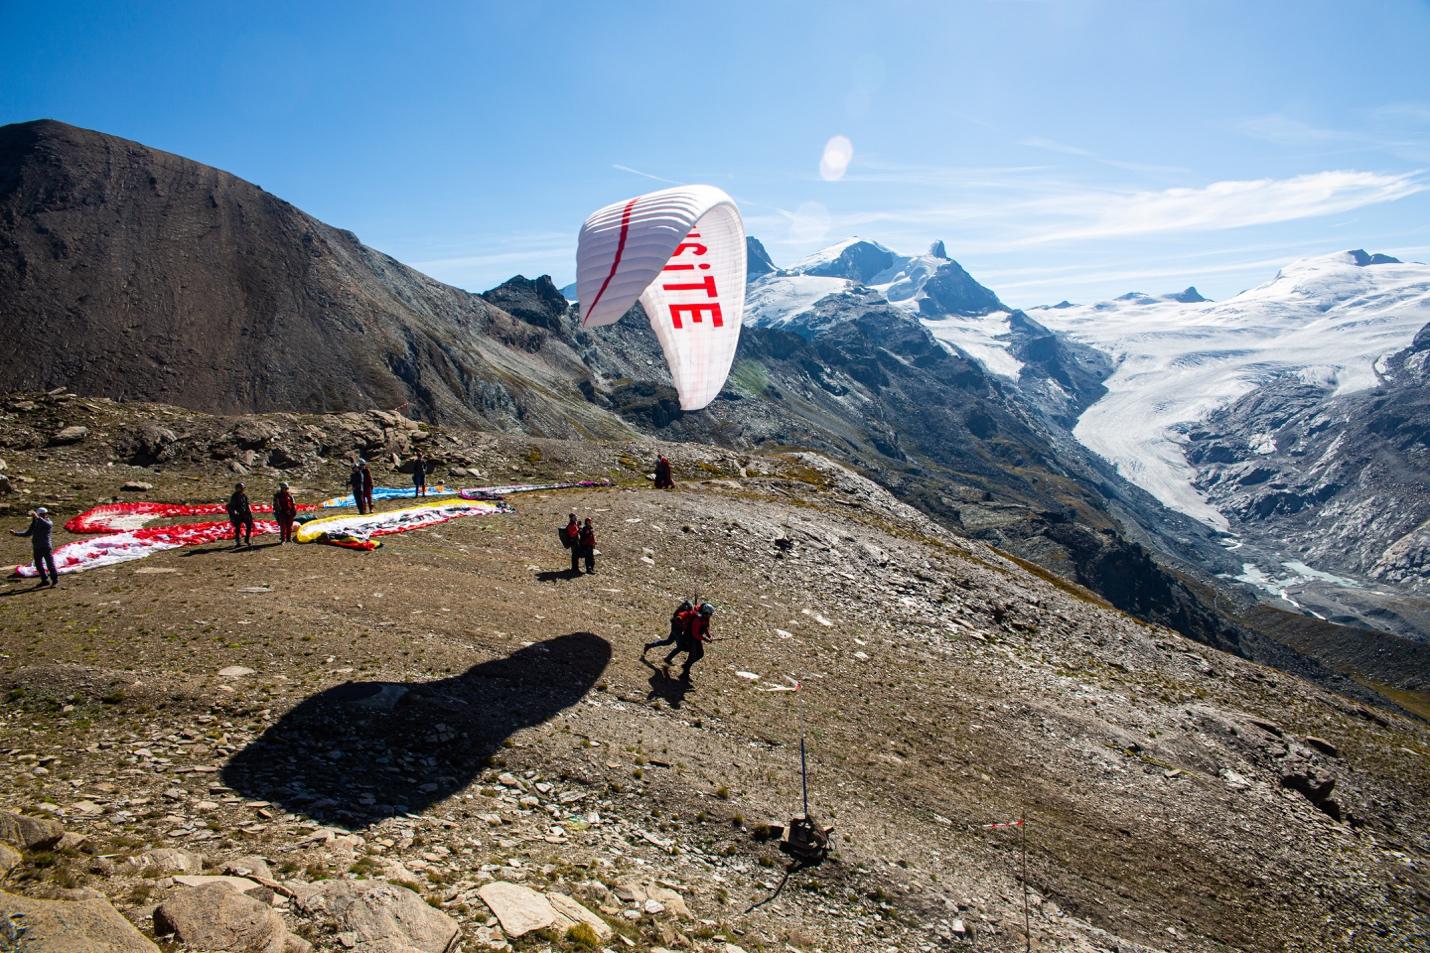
top-left (359, 460), bottom-right (375, 514)
top-left (12, 506), bottom-right (57, 586)
top-left (579, 517), bottom-right (596, 574)
top-left (664, 602), bottom-right (714, 680)
top-left (654, 454), bottom-right (675, 490)
top-left (643, 599), bottom-right (693, 657)
top-left (563, 513), bottom-right (581, 574)
top-left (348, 464), bottom-right (367, 514)
top-left (411, 450), bottom-right (428, 497)
top-left (227, 482), bottom-right (255, 548)
top-left (273, 482), bottom-right (298, 544)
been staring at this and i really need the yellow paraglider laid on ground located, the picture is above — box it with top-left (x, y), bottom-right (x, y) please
top-left (295, 498), bottom-right (512, 549)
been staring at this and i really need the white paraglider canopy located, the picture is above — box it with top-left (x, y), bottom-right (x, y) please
top-left (575, 185), bottom-right (746, 411)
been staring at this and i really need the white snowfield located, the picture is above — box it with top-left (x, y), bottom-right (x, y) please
top-left (747, 239), bottom-right (1027, 380)
top-left (745, 273), bottom-right (851, 329)
top-left (1032, 251), bottom-right (1430, 528)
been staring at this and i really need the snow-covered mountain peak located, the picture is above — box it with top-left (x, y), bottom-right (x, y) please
top-left (790, 237), bottom-right (900, 283)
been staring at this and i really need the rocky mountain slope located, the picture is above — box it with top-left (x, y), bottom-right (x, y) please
top-left (0, 119), bottom-right (628, 436)
top-left (1, 395), bottom-right (1427, 951)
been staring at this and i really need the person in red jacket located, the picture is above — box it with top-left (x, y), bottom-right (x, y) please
top-left (654, 454), bottom-right (675, 490)
top-left (578, 517), bottom-right (597, 574)
top-left (359, 460), bottom-right (375, 514)
top-left (562, 513), bottom-right (581, 574)
top-left (664, 602), bottom-right (714, 680)
top-left (273, 481), bottom-right (298, 544)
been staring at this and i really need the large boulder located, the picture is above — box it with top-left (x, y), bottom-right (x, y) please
top-left (0, 888), bottom-right (159, 952)
top-left (0, 811), bottom-right (64, 850)
top-left (154, 882), bottom-right (288, 953)
top-left (49, 425), bottom-right (89, 445)
top-left (477, 881), bottom-right (557, 938)
top-left (300, 880), bottom-right (459, 953)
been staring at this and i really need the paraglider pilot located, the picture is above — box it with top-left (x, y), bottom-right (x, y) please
top-left (579, 517), bottom-right (597, 574)
top-left (227, 482), bottom-right (255, 548)
top-left (12, 506), bottom-right (57, 586)
top-left (273, 481), bottom-right (298, 543)
top-left (665, 601), bottom-right (714, 680)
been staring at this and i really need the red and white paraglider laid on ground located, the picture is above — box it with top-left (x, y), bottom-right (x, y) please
top-left (12, 481), bottom-right (615, 576)
top-left (15, 520), bottom-right (282, 577)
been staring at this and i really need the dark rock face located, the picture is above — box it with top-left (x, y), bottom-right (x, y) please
top-left (1187, 323), bottom-right (1430, 602)
top-left (0, 120), bottom-right (615, 436)
top-left (800, 240), bottom-right (899, 283)
top-left (745, 236), bottom-right (777, 279)
top-left (480, 275), bottom-right (571, 334)
top-left (915, 258), bottom-right (1005, 317)
top-left (1348, 249), bottom-right (1401, 266)
top-left (1005, 310), bottom-right (1112, 426)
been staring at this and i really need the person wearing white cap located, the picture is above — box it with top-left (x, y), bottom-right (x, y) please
top-left (12, 506), bottom-right (57, 586)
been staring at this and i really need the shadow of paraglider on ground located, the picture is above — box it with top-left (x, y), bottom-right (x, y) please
top-left (222, 632), bottom-right (611, 827)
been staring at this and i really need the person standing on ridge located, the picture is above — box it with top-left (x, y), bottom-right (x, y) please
top-left (579, 517), bottom-right (597, 574)
top-left (348, 463), bottom-right (367, 514)
top-left (273, 481), bottom-right (298, 544)
top-left (664, 601), bottom-right (714, 680)
top-left (562, 513), bottom-right (581, 574)
top-left (227, 482), bottom-right (255, 548)
top-left (654, 454), bottom-right (675, 490)
top-left (643, 599), bottom-right (694, 658)
top-left (359, 459), bottom-right (375, 514)
top-left (12, 506), bottom-right (57, 586)
top-left (412, 449), bottom-right (428, 498)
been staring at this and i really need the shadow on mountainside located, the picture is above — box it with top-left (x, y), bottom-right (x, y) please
top-left (222, 632), bottom-right (611, 827)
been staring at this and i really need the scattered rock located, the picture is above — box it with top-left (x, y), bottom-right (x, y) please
top-left (219, 665), bottom-right (257, 678)
top-left (1247, 717), bottom-right (1284, 737)
top-left (120, 481), bottom-right (153, 492)
top-left (301, 879), bottom-right (459, 953)
top-left (0, 887), bottom-right (160, 952)
top-left (646, 885), bottom-right (690, 919)
top-left (547, 892), bottom-right (612, 940)
top-left (478, 881), bottom-right (558, 938)
top-left (171, 874), bottom-right (268, 899)
top-left (130, 847), bottom-right (203, 875)
top-left (154, 882), bottom-right (288, 953)
top-left (50, 425), bottom-right (89, 445)
top-left (224, 855), bottom-right (274, 880)
top-left (0, 810), bottom-right (64, 850)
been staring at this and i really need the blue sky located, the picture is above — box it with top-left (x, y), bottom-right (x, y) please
top-left (4, 1), bottom-right (1429, 306)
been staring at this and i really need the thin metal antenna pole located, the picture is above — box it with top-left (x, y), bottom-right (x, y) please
top-left (800, 734), bottom-right (810, 818)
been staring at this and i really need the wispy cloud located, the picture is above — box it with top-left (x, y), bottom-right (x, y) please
top-left (1236, 111), bottom-right (1430, 162)
top-left (611, 163), bottom-right (683, 186)
top-left (1373, 102), bottom-right (1430, 125)
top-left (1235, 114), bottom-right (1347, 145)
top-left (1019, 136), bottom-right (1190, 175)
top-left (1015, 170), bottom-right (1426, 245)
top-left (749, 170), bottom-right (1425, 254)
